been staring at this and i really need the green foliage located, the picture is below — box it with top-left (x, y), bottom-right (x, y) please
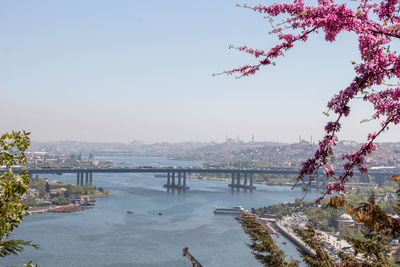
top-left (245, 181), bottom-right (400, 266)
top-left (344, 231), bottom-right (391, 267)
top-left (51, 195), bottom-right (68, 205)
top-left (0, 239), bottom-right (40, 258)
top-left (64, 183), bottom-right (108, 197)
top-left (252, 201), bottom-right (310, 219)
top-left (0, 131), bottom-right (40, 260)
top-left (239, 212), bottom-right (298, 267)
top-left (292, 223), bottom-right (336, 267)
top-left (35, 179), bottom-right (47, 198)
top-left (26, 196), bottom-right (38, 207)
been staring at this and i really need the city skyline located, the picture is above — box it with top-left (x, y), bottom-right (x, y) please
top-left (2, 0), bottom-right (400, 144)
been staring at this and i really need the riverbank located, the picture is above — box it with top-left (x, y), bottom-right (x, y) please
top-left (5, 155), bottom-right (319, 267)
top-left (28, 204), bottom-right (94, 214)
top-left (188, 174), bottom-right (296, 186)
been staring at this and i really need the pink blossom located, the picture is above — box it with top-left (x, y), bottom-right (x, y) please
top-left (225, 0), bottom-right (400, 199)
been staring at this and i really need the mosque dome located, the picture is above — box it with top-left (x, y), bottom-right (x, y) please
top-left (338, 213), bottom-right (354, 222)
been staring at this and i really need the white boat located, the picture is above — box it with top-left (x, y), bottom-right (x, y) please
top-left (214, 206), bottom-right (244, 214)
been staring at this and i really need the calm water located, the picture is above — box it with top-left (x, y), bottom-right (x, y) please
top-left (3, 156), bottom-right (318, 267)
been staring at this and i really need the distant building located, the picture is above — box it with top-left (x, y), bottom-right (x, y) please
top-left (50, 188), bottom-right (67, 196)
top-left (338, 213), bottom-right (354, 231)
top-left (338, 213), bottom-right (363, 233)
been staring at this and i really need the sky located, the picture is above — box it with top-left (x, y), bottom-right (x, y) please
top-left (1, 0), bottom-right (400, 144)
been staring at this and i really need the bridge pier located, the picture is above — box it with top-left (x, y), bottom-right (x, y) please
top-left (183, 172), bottom-right (188, 190)
top-left (89, 172), bottom-right (93, 185)
top-left (164, 171), bottom-right (189, 190)
top-left (236, 173), bottom-right (241, 186)
top-left (229, 172), bottom-right (256, 190)
top-left (249, 173), bottom-right (254, 191)
top-left (172, 172), bottom-right (176, 186)
top-left (229, 173), bottom-right (241, 190)
top-left (80, 172), bottom-right (84, 186)
top-left (85, 172), bottom-right (89, 185)
top-left (76, 173), bottom-right (79, 185)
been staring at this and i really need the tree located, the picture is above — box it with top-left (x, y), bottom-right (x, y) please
top-left (240, 212), bottom-right (298, 267)
top-left (0, 131), bottom-right (40, 261)
top-left (51, 195), bottom-right (68, 205)
top-left (224, 0), bottom-right (400, 266)
top-left (36, 179), bottom-right (47, 198)
top-left (221, 0), bottom-right (400, 198)
top-left (292, 224), bottom-right (336, 267)
top-left (45, 182), bottom-right (50, 193)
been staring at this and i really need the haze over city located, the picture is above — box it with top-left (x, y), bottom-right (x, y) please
top-left (2, 0), bottom-right (400, 143)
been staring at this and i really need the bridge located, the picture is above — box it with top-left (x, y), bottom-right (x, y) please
top-left (5, 167), bottom-right (398, 191)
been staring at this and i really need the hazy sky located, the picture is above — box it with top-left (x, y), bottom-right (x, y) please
top-left (2, 0), bottom-right (400, 144)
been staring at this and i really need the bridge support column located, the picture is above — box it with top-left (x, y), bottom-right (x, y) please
top-left (76, 173), bottom-right (80, 185)
top-left (80, 172), bottom-right (84, 186)
top-left (164, 172), bottom-right (188, 190)
top-left (236, 173), bottom-right (241, 186)
top-left (183, 172), bottom-right (188, 190)
top-left (85, 172), bottom-right (89, 185)
top-left (249, 173), bottom-right (255, 191)
top-left (164, 172), bottom-right (171, 189)
top-left (89, 172), bottom-right (93, 185)
top-left (244, 173), bottom-right (248, 189)
top-left (229, 172), bottom-right (243, 190)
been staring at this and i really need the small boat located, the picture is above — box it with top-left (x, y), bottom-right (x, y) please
top-left (214, 206), bottom-right (244, 214)
top-left (158, 212), bottom-right (163, 216)
top-left (126, 210), bottom-right (133, 214)
top-left (282, 241), bottom-right (286, 245)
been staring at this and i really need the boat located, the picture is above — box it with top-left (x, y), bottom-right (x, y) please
top-left (158, 212), bottom-right (163, 216)
top-left (126, 210), bottom-right (133, 214)
top-left (214, 206), bottom-right (244, 214)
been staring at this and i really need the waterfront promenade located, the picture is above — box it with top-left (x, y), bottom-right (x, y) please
top-left (274, 213), bottom-right (352, 259)
top-left (274, 217), bottom-right (315, 256)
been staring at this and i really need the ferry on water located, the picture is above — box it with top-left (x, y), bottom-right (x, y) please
top-left (214, 206), bottom-right (244, 214)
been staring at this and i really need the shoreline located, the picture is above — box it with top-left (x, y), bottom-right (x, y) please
top-left (187, 175), bottom-right (296, 187)
top-left (27, 192), bottom-right (110, 215)
top-left (28, 204), bottom-right (94, 214)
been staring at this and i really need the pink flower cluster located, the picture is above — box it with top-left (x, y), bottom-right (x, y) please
top-left (226, 0), bottom-right (400, 197)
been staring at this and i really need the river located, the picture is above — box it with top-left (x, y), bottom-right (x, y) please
top-left (3, 156), bottom-right (319, 267)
